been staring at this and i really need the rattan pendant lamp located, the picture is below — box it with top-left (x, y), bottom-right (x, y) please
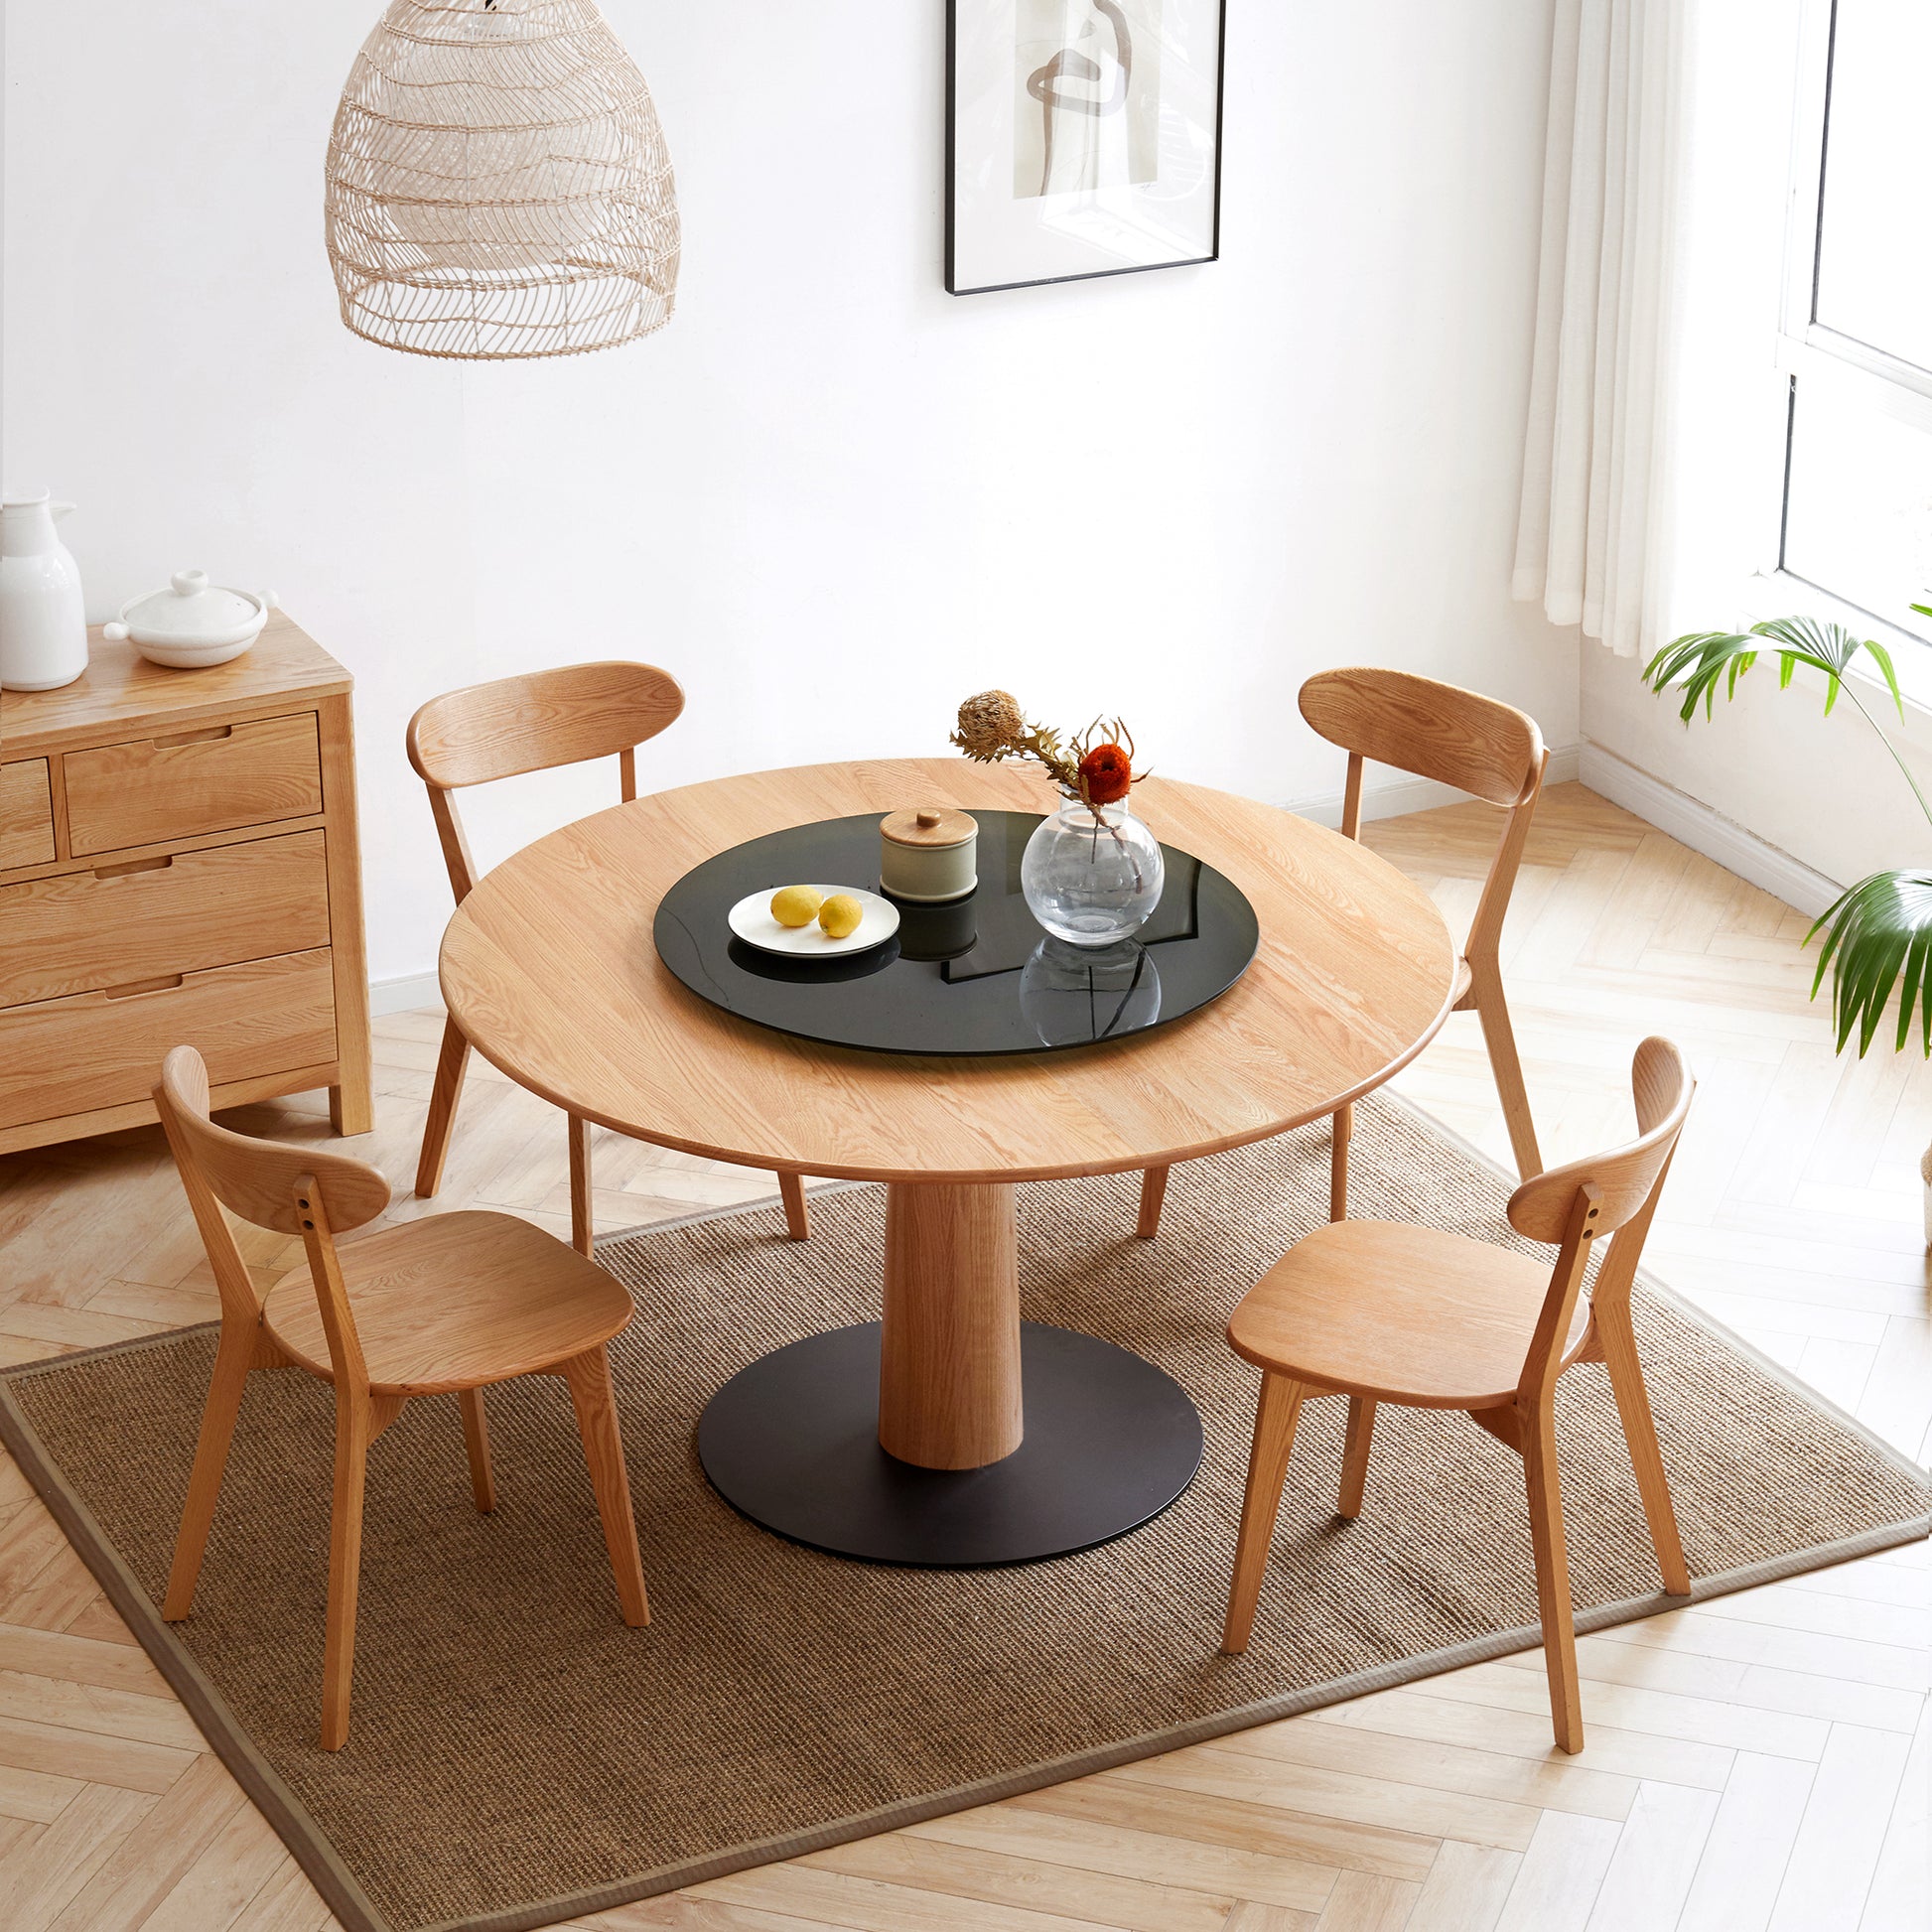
top-left (325, 0), bottom-right (679, 360)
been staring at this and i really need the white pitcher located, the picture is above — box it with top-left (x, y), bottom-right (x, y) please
top-left (0, 492), bottom-right (87, 691)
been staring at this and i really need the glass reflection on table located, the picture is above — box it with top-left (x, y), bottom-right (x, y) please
top-left (1019, 936), bottom-right (1162, 1047)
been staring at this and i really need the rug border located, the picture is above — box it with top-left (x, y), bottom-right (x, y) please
top-left (0, 1113), bottom-right (1924, 1932)
top-left (0, 1350), bottom-right (390, 1932)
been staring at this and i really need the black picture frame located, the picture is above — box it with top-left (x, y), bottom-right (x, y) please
top-left (945, 0), bottom-right (1227, 297)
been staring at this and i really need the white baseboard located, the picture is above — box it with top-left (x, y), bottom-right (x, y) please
top-left (1579, 740), bottom-right (1843, 917)
top-left (1284, 744), bottom-right (1582, 830)
top-left (369, 970), bottom-right (443, 1017)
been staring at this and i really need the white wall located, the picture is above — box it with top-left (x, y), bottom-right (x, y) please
top-left (4, 2), bottom-right (1580, 986)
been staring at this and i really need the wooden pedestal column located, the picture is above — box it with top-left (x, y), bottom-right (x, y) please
top-left (878, 1181), bottom-right (1023, 1469)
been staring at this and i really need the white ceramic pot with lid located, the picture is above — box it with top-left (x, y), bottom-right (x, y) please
top-left (103, 570), bottom-right (277, 669)
top-left (880, 806), bottom-right (979, 902)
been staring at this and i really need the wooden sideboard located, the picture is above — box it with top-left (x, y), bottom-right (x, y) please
top-left (0, 615), bottom-right (371, 1155)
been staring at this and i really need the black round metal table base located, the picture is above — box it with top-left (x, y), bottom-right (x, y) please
top-left (696, 1321), bottom-right (1204, 1568)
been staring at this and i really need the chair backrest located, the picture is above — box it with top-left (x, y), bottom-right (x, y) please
top-left (1505, 1037), bottom-right (1694, 1406)
top-left (405, 661), bottom-right (686, 902)
top-left (154, 1046), bottom-right (390, 1348)
top-left (1299, 666), bottom-right (1548, 967)
top-left (1300, 667), bottom-right (1544, 807)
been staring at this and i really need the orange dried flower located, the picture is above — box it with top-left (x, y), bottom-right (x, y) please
top-left (1077, 742), bottom-right (1134, 805)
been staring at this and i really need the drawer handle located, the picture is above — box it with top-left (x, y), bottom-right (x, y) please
top-left (102, 974), bottom-right (184, 1000)
top-left (152, 725), bottom-right (235, 750)
top-left (93, 854), bottom-right (173, 880)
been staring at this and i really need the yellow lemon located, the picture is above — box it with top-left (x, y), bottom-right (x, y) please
top-left (818, 893), bottom-right (863, 940)
top-left (769, 885), bottom-right (823, 928)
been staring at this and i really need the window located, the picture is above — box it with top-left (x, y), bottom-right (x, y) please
top-left (1776, 0), bottom-right (1932, 642)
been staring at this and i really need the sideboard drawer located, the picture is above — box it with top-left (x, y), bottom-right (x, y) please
top-left (64, 712), bottom-right (323, 857)
top-left (0, 759), bottom-right (56, 869)
top-left (0, 829), bottom-right (332, 1008)
top-left (0, 948), bottom-right (338, 1132)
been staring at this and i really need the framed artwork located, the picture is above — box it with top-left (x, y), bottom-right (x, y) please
top-left (946, 0), bottom-right (1226, 297)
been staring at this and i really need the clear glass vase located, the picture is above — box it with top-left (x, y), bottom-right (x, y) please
top-left (1021, 798), bottom-right (1165, 946)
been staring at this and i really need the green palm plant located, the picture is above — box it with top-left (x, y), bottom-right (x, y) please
top-left (1643, 610), bottom-right (1932, 1057)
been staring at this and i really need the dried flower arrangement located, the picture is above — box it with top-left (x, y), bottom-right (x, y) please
top-left (951, 690), bottom-right (1147, 813)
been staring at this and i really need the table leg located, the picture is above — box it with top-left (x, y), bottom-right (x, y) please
top-left (879, 1181), bottom-right (1023, 1470)
top-left (695, 1180), bottom-right (1202, 1568)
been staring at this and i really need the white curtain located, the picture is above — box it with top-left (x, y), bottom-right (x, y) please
top-left (1513, 0), bottom-right (1690, 658)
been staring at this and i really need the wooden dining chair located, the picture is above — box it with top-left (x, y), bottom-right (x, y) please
top-left (1218, 1036), bottom-right (1694, 1752)
top-left (1136, 667), bottom-right (1549, 1241)
top-left (406, 660), bottom-right (812, 1252)
top-left (153, 1044), bottom-right (650, 1751)
top-left (1312, 667), bottom-right (1549, 1208)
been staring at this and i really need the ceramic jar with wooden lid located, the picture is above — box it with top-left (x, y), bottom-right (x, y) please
top-left (880, 807), bottom-right (978, 902)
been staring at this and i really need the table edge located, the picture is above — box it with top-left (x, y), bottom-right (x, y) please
top-left (443, 969), bottom-right (1459, 1186)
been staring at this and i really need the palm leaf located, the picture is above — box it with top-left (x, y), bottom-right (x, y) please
top-left (1806, 870), bottom-right (1932, 1055)
top-left (1642, 617), bottom-right (1903, 722)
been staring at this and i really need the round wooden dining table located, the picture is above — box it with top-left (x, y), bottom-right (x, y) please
top-left (440, 759), bottom-right (1457, 1566)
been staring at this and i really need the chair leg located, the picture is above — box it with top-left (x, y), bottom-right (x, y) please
top-left (1595, 1300), bottom-right (1691, 1595)
top-left (415, 1017), bottom-right (472, 1199)
top-left (1222, 1375), bottom-right (1307, 1653)
top-left (163, 1327), bottom-right (255, 1621)
top-left (1329, 1105), bottom-right (1352, 1221)
top-left (568, 1113), bottom-right (594, 1258)
top-left (561, 1349), bottom-right (651, 1627)
top-left (1521, 1404), bottom-right (1585, 1753)
top-left (779, 1172), bottom-right (810, 1242)
top-left (1137, 1167), bottom-right (1171, 1240)
top-left (1470, 967), bottom-right (1542, 1180)
top-left (320, 1397), bottom-right (371, 1752)
top-left (1338, 1396), bottom-right (1376, 1520)
top-left (459, 1388), bottom-right (495, 1514)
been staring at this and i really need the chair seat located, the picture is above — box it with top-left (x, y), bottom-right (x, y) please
top-left (1227, 1218), bottom-right (1589, 1410)
top-left (263, 1211), bottom-right (633, 1396)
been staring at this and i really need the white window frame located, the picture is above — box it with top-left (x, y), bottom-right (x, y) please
top-left (1750, 0), bottom-right (1932, 679)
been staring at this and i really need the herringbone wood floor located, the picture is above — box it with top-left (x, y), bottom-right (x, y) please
top-left (0, 785), bottom-right (1923, 1932)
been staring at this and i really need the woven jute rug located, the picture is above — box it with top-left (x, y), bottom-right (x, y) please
top-left (2, 1095), bottom-right (1924, 1932)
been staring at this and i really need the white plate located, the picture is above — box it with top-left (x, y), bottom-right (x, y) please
top-left (727, 887), bottom-right (900, 958)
